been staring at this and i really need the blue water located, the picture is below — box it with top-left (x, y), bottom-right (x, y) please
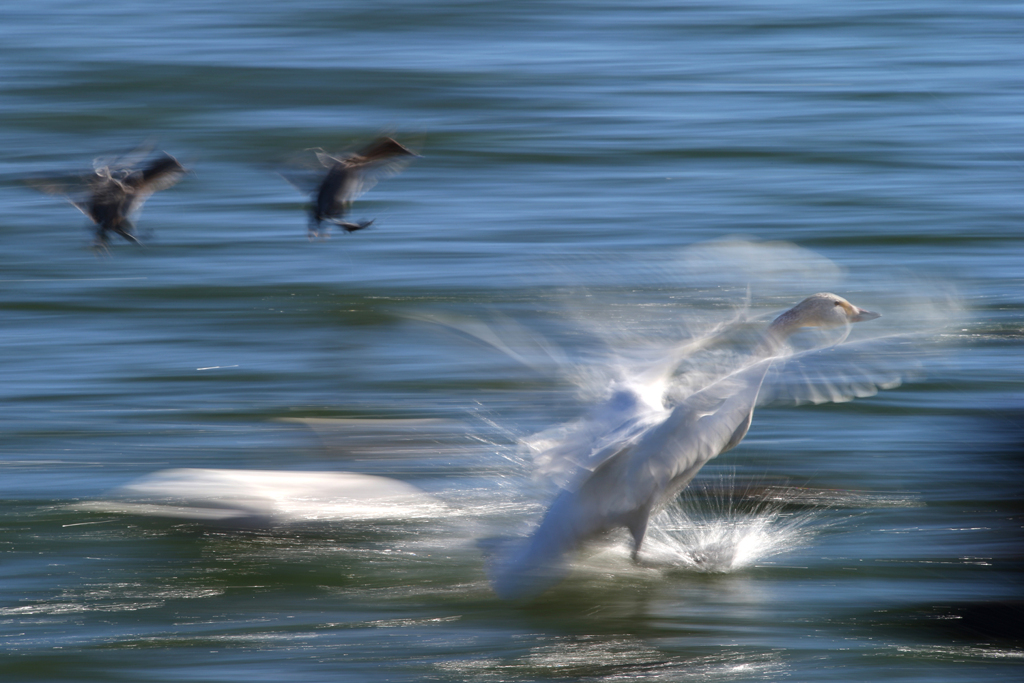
top-left (1, 1), bottom-right (1022, 680)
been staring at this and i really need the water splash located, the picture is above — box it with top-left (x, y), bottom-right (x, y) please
top-left (640, 474), bottom-right (831, 573)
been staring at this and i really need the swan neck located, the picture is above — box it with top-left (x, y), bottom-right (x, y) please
top-left (755, 312), bottom-right (801, 356)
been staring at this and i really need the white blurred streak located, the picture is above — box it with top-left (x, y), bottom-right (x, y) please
top-left (79, 469), bottom-right (444, 526)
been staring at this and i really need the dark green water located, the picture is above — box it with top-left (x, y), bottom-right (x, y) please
top-left (1, 1), bottom-right (1022, 680)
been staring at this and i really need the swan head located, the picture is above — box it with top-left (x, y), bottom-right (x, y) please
top-left (777, 292), bottom-right (879, 329)
top-left (762, 293), bottom-right (879, 352)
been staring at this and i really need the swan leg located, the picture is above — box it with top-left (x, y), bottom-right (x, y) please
top-left (626, 509), bottom-right (650, 562)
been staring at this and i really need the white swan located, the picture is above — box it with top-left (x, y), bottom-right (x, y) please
top-left (491, 293), bottom-right (881, 600)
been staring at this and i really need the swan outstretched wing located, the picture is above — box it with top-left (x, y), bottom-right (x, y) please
top-left (759, 333), bottom-right (928, 406)
top-left (528, 389), bottom-right (663, 489)
top-left (591, 359), bottom-right (772, 511)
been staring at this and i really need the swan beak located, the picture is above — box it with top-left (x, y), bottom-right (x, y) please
top-left (850, 307), bottom-right (880, 323)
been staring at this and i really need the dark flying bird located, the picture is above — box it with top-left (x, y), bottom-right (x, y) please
top-left (279, 136), bottom-right (419, 239)
top-left (25, 146), bottom-right (187, 249)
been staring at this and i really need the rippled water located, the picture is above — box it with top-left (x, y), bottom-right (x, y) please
top-left (1, 1), bottom-right (1022, 681)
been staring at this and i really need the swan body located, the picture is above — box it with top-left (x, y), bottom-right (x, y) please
top-left (492, 293), bottom-right (880, 599)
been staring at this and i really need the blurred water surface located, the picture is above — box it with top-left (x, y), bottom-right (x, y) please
top-left (1, 1), bottom-right (1022, 681)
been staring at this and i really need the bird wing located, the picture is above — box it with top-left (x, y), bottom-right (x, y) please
top-left (319, 162), bottom-right (399, 206)
top-left (528, 390), bottom-right (664, 489)
top-left (278, 168), bottom-right (325, 195)
top-left (137, 154), bottom-right (186, 193)
top-left (278, 139), bottom-right (417, 202)
top-left (557, 326), bottom-right (942, 519)
top-left (91, 140), bottom-right (156, 173)
top-left (583, 359), bottom-right (772, 511)
top-left (329, 139), bottom-right (418, 205)
top-left (757, 332), bottom-right (929, 406)
top-left (276, 148), bottom-right (334, 195)
top-left (122, 154), bottom-right (186, 218)
top-left (22, 174), bottom-right (98, 218)
top-left (526, 308), bottom-right (758, 485)
top-left (351, 136), bottom-right (418, 163)
top-left (538, 358), bottom-right (772, 546)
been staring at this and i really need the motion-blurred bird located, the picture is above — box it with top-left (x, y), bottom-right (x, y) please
top-left (491, 293), bottom-right (882, 600)
top-left (279, 136), bottom-right (419, 239)
top-left (25, 145), bottom-right (187, 249)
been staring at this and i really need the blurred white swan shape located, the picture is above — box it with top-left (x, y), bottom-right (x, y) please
top-left (491, 293), bottom-right (883, 600)
top-left (81, 468), bottom-right (443, 526)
